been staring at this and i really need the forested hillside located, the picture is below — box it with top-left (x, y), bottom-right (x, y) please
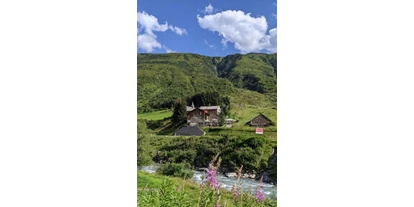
top-left (137, 53), bottom-right (277, 112)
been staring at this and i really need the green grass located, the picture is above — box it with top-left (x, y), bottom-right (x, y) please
top-left (137, 170), bottom-right (276, 207)
top-left (137, 89), bottom-right (277, 142)
top-left (202, 127), bottom-right (277, 146)
top-left (137, 53), bottom-right (276, 112)
top-left (137, 110), bottom-right (172, 120)
top-left (137, 170), bottom-right (236, 206)
top-left (228, 89), bottom-right (277, 128)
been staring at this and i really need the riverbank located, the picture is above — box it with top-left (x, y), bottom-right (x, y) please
top-left (139, 164), bottom-right (277, 200)
top-left (137, 170), bottom-right (277, 207)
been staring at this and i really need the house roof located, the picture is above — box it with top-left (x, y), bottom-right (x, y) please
top-left (199, 106), bottom-right (220, 110)
top-left (187, 106), bottom-right (220, 113)
top-left (246, 113), bottom-right (273, 125)
top-left (175, 126), bottom-right (205, 136)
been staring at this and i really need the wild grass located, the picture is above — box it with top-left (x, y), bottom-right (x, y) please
top-left (137, 170), bottom-right (237, 206)
top-left (137, 110), bottom-right (173, 120)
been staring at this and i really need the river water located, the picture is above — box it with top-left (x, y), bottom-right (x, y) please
top-left (139, 164), bottom-right (277, 200)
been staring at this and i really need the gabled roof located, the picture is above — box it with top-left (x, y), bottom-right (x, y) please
top-left (186, 106), bottom-right (195, 112)
top-left (199, 106), bottom-right (220, 110)
top-left (246, 113), bottom-right (273, 125)
top-left (175, 126), bottom-right (205, 136)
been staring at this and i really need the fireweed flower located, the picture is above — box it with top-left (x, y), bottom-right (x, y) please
top-left (206, 164), bottom-right (220, 190)
top-left (255, 177), bottom-right (265, 203)
top-left (233, 187), bottom-right (239, 199)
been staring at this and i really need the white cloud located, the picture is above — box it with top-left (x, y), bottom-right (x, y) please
top-left (204, 39), bottom-right (215, 48)
top-left (267, 28), bottom-right (277, 53)
top-left (137, 11), bottom-right (168, 35)
top-left (272, 13), bottom-right (277, 20)
top-left (163, 46), bottom-right (176, 53)
top-left (197, 10), bottom-right (277, 53)
top-left (137, 11), bottom-right (186, 52)
top-left (137, 33), bottom-right (162, 52)
top-left (204, 4), bottom-right (214, 14)
top-left (169, 26), bottom-right (187, 35)
top-left (273, 2), bottom-right (277, 7)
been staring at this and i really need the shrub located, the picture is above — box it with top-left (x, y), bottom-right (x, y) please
top-left (137, 135), bottom-right (153, 167)
top-left (157, 163), bottom-right (194, 179)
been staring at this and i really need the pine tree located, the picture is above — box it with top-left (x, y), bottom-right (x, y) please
top-left (171, 98), bottom-right (187, 126)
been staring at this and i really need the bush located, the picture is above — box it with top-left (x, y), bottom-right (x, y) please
top-left (157, 163), bottom-right (194, 179)
top-left (137, 135), bottom-right (153, 167)
top-left (145, 119), bottom-right (164, 130)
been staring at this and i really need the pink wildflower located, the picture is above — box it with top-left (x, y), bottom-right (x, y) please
top-left (206, 164), bottom-right (220, 190)
top-left (234, 188), bottom-right (239, 199)
top-left (255, 177), bottom-right (265, 203)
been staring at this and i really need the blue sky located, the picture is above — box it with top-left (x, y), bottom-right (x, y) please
top-left (137, 0), bottom-right (277, 56)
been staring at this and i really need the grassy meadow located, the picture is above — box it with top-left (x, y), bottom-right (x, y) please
top-left (137, 110), bottom-right (172, 120)
top-left (137, 170), bottom-right (236, 206)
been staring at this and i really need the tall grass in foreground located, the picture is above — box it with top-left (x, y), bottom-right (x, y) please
top-left (137, 154), bottom-right (276, 207)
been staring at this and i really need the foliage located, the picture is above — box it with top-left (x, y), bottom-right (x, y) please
top-left (219, 112), bottom-right (226, 126)
top-left (171, 98), bottom-right (187, 126)
top-left (137, 179), bottom-right (192, 207)
top-left (137, 159), bottom-right (277, 207)
top-left (137, 53), bottom-right (276, 112)
top-left (145, 119), bottom-right (166, 130)
top-left (137, 135), bottom-right (153, 167)
top-left (137, 53), bottom-right (235, 112)
top-left (151, 136), bottom-right (273, 174)
top-left (157, 163), bottom-right (194, 179)
top-left (216, 53), bottom-right (277, 94)
top-left (137, 120), bottom-right (149, 135)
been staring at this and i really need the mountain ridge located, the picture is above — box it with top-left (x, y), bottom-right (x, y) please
top-left (137, 53), bottom-right (277, 112)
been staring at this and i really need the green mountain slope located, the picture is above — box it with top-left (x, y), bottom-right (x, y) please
top-left (217, 53), bottom-right (277, 94)
top-left (137, 53), bottom-right (276, 112)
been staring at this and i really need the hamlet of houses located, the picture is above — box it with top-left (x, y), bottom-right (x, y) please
top-left (174, 103), bottom-right (274, 136)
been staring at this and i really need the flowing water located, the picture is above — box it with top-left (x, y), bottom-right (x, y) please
top-left (139, 164), bottom-right (277, 200)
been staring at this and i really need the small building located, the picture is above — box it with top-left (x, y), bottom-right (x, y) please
top-left (186, 105), bottom-right (221, 127)
top-left (224, 118), bottom-right (237, 128)
top-left (247, 113), bottom-right (273, 127)
top-left (174, 126), bottom-right (206, 136)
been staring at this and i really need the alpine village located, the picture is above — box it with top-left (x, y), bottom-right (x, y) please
top-left (137, 53), bottom-right (277, 206)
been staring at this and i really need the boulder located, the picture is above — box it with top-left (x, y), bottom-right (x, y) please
top-left (225, 172), bottom-right (237, 178)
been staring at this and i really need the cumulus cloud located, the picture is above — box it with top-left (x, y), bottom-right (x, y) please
top-left (137, 11), bottom-right (186, 52)
top-left (137, 12), bottom-right (169, 35)
top-left (169, 25), bottom-right (187, 35)
top-left (163, 46), bottom-right (176, 53)
top-left (197, 10), bottom-right (277, 53)
top-left (272, 13), bottom-right (277, 19)
top-left (137, 33), bottom-right (162, 52)
top-left (204, 39), bottom-right (215, 48)
top-left (204, 4), bottom-right (214, 14)
top-left (267, 28), bottom-right (277, 53)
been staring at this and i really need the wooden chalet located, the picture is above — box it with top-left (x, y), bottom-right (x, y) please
top-left (247, 113), bottom-right (273, 127)
top-left (186, 105), bottom-right (221, 127)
